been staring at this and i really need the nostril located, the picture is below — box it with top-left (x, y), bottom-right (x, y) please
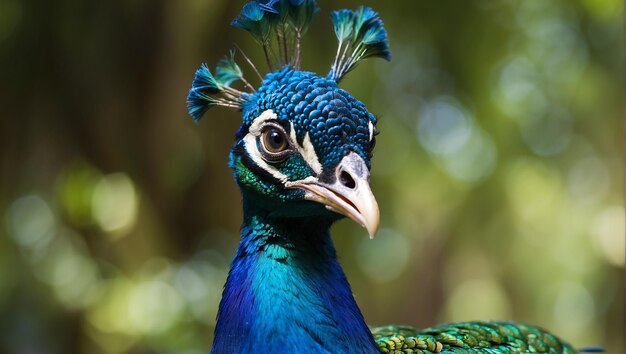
top-left (339, 171), bottom-right (356, 189)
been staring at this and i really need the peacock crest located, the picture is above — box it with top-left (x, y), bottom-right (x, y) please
top-left (186, 0), bottom-right (391, 123)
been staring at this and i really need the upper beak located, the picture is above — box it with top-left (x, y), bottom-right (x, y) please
top-left (285, 152), bottom-right (380, 238)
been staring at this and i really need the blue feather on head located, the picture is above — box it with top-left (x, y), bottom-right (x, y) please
top-left (241, 68), bottom-right (375, 169)
top-left (186, 0), bottom-right (390, 124)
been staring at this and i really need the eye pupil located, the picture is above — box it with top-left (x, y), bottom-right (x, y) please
top-left (261, 126), bottom-right (289, 157)
top-left (268, 130), bottom-right (284, 149)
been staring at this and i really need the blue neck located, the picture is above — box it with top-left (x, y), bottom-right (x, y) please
top-left (211, 208), bottom-right (378, 353)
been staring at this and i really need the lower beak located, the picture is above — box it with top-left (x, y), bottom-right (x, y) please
top-left (285, 152), bottom-right (380, 238)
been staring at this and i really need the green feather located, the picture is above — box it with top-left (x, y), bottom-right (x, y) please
top-left (231, 0), bottom-right (319, 70)
top-left (332, 9), bottom-right (355, 42)
top-left (371, 321), bottom-right (578, 354)
top-left (328, 6), bottom-right (391, 82)
top-left (216, 51), bottom-right (244, 86)
top-left (191, 64), bottom-right (221, 93)
top-left (186, 61), bottom-right (250, 123)
top-left (351, 6), bottom-right (378, 41)
top-left (286, 0), bottom-right (319, 33)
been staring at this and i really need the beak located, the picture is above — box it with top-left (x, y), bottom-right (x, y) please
top-left (285, 152), bottom-right (380, 238)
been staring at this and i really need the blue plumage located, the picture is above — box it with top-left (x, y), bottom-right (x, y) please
top-left (213, 222), bottom-right (377, 353)
top-left (258, 0), bottom-right (280, 14)
top-left (186, 1), bottom-right (384, 126)
top-left (241, 68), bottom-right (375, 169)
top-left (232, 2), bottom-right (269, 42)
top-left (192, 64), bottom-right (221, 94)
top-left (579, 347), bottom-right (606, 353)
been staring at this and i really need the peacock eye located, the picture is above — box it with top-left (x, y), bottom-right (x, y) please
top-left (259, 125), bottom-right (291, 161)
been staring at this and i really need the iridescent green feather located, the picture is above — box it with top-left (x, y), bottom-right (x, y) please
top-left (216, 51), bottom-right (244, 86)
top-left (371, 321), bottom-right (577, 354)
top-left (231, 0), bottom-right (319, 70)
top-left (328, 6), bottom-right (391, 82)
top-left (187, 52), bottom-right (255, 123)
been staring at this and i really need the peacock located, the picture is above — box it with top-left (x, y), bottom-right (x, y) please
top-left (186, 1), bottom-right (603, 353)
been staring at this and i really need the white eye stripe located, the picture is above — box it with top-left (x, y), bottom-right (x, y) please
top-left (290, 122), bottom-right (323, 176)
top-left (368, 121), bottom-right (375, 142)
top-left (301, 132), bottom-right (323, 175)
top-left (249, 109), bottom-right (278, 136)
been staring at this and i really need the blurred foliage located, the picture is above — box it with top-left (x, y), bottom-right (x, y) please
top-left (0, 0), bottom-right (623, 353)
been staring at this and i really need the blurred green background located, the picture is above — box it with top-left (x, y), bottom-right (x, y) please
top-left (0, 0), bottom-right (623, 353)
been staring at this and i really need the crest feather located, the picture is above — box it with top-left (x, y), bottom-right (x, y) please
top-left (328, 6), bottom-right (391, 82)
top-left (231, 0), bottom-right (319, 71)
top-left (187, 1), bottom-right (391, 123)
top-left (187, 58), bottom-right (252, 122)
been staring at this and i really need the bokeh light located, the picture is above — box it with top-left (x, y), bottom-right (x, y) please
top-left (356, 228), bottom-right (411, 283)
top-left (92, 173), bottom-right (138, 237)
top-left (590, 206), bottom-right (625, 267)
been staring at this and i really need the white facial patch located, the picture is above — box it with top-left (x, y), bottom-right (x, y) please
top-left (368, 121), bottom-right (375, 142)
top-left (289, 122), bottom-right (323, 176)
top-left (249, 109), bottom-right (278, 135)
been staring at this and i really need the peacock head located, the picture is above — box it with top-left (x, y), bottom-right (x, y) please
top-left (186, 1), bottom-right (390, 238)
top-left (231, 68), bottom-right (379, 236)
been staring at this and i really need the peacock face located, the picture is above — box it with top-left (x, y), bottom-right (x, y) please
top-left (230, 68), bottom-right (379, 236)
top-left (188, 1), bottom-right (391, 237)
